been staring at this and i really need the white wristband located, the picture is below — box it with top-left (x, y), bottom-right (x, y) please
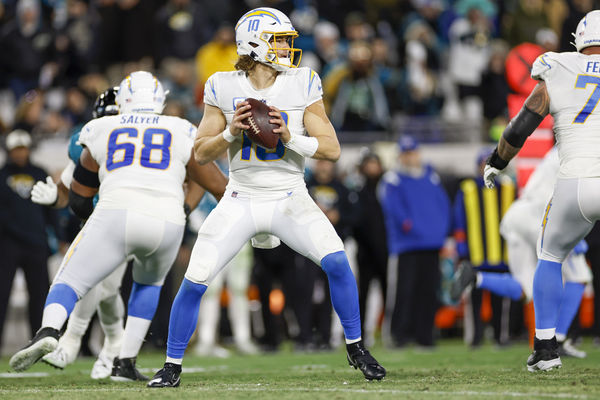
top-left (222, 128), bottom-right (236, 143)
top-left (284, 134), bottom-right (318, 158)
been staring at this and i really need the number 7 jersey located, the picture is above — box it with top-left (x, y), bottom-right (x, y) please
top-left (78, 113), bottom-right (196, 224)
top-left (532, 51), bottom-right (600, 178)
top-left (204, 68), bottom-right (323, 193)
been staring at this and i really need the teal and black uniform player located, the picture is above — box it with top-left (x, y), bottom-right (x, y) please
top-left (68, 87), bottom-right (119, 207)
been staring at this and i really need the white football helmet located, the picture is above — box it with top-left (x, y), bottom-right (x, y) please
top-left (116, 71), bottom-right (166, 114)
top-left (573, 10), bottom-right (600, 52)
top-left (235, 7), bottom-right (302, 71)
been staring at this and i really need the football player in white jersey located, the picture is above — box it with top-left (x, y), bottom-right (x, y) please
top-left (483, 10), bottom-right (600, 371)
top-left (499, 147), bottom-right (592, 358)
top-left (148, 7), bottom-right (386, 388)
top-left (9, 71), bottom-right (228, 380)
top-left (30, 88), bottom-right (128, 379)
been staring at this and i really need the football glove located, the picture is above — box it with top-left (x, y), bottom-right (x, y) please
top-left (483, 164), bottom-right (500, 189)
top-left (31, 176), bottom-right (58, 206)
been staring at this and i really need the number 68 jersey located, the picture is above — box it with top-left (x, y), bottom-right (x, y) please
top-left (532, 51), bottom-right (600, 178)
top-left (78, 113), bottom-right (196, 224)
top-left (204, 67), bottom-right (323, 194)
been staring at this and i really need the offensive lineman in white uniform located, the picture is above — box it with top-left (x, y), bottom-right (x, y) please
top-left (30, 88), bottom-right (128, 379)
top-left (148, 8), bottom-right (386, 388)
top-left (9, 71), bottom-right (228, 380)
top-left (500, 147), bottom-right (592, 358)
top-left (484, 10), bottom-right (600, 371)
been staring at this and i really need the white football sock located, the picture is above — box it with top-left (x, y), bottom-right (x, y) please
top-left (345, 337), bottom-right (362, 345)
top-left (230, 294), bottom-right (251, 344)
top-left (101, 319), bottom-right (124, 345)
top-left (166, 356), bottom-right (182, 365)
top-left (42, 303), bottom-right (69, 331)
top-left (119, 316), bottom-right (151, 359)
top-left (197, 291), bottom-right (219, 348)
top-left (535, 328), bottom-right (556, 340)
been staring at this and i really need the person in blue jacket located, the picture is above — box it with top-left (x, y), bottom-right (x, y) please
top-left (379, 135), bottom-right (451, 348)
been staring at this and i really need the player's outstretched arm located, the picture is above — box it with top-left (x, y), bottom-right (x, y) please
top-left (484, 82), bottom-right (550, 188)
top-left (69, 148), bottom-right (99, 220)
top-left (31, 176), bottom-right (69, 208)
top-left (195, 103), bottom-right (251, 165)
top-left (186, 150), bottom-right (228, 201)
top-left (299, 100), bottom-right (341, 161)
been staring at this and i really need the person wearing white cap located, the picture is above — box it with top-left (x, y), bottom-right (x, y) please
top-left (0, 129), bottom-right (56, 353)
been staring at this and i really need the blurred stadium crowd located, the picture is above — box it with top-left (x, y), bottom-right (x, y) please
top-left (2, 0), bottom-right (600, 359)
top-left (1, 0), bottom-right (595, 140)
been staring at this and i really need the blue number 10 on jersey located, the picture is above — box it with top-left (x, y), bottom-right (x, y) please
top-left (107, 128), bottom-right (172, 171)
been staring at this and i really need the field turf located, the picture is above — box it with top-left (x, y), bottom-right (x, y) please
top-left (1, 339), bottom-right (599, 399)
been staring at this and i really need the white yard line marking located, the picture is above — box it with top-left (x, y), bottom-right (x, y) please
top-left (0, 385), bottom-right (591, 399)
top-left (0, 372), bottom-right (50, 378)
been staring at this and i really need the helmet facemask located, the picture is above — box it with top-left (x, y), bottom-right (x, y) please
top-left (259, 31), bottom-right (302, 70)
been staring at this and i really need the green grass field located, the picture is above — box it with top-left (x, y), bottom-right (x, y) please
top-left (1, 339), bottom-right (599, 399)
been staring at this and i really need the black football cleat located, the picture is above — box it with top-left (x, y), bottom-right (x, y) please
top-left (9, 327), bottom-right (59, 372)
top-left (347, 340), bottom-right (386, 380)
top-left (527, 337), bottom-right (562, 372)
top-left (147, 362), bottom-right (182, 388)
top-left (450, 260), bottom-right (476, 302)
top-left (110, 357), bottom-right (149, 381)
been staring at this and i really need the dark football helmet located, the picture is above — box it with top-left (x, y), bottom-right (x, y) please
top-left (93, 87), bottom-right (119, 119)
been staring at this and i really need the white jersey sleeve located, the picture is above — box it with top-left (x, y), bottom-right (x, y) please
top-left (533, 51), bottom-right (600, 178)
top-left (80, 114), bottom-right (195, 224)
top-left (306, 68), bottom-right (323, 106)
top-left (204, 74), bottom-right (219, 107)
top-left (531, 52), bottom-right (559, 81)
top-left (78, 119), bottom-right (97, 151)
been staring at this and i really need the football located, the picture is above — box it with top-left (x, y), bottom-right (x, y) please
top-left (242, 98), bottom-right (280, 149)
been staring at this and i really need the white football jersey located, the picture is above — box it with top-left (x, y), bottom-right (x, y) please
top-left (204, 67), bottom-right (323, 193)
top-left (78, 113), bottom-right (196, 224)
top-left (532, 51), bottom-right (600, 178)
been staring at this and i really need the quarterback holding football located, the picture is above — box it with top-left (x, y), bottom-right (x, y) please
top-left (148, 7), bottom-right (386, 388)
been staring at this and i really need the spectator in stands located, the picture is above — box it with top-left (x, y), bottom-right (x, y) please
top-left (352, 150), bottom-right (388, 345)
top-left (95, 0), bottom-right (158, 70)
top-left (402, 0), bottom-right (452, 45)
top-left (315, 1), bottom-right (365, 35)
top-left (12, 89), bottom-right (44, 134)
top-left (479, 40), bottom-right (510, 141)
top-left (379, 136), bottom-right (450, 348)
top-left (0, 0), bottom-right (56, 100)
top-left (559, 0), bottom-right (593, 52)
top-left (445, 0), bottom-right (495, 128)
top-left (0, 129), bottom-right (56, 351)
top-left (505, 0), bottom-right (550, 47)
top-left (310, 21), bottom-right (344, 76)
top-left (324, 40), bottom-right (391, 132)
top-left (194, 23), bottom-right (237, 108)
top-left (343, 12), bottom-right (375, 43)
top-left (400, 19), bottom-right (444, 115)
top-left (154, 0), bottom-right (213, 65)
top-left (161, 59), bottom-right (199, 122)
top-left (52, 0), bottom-right (100, 88)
